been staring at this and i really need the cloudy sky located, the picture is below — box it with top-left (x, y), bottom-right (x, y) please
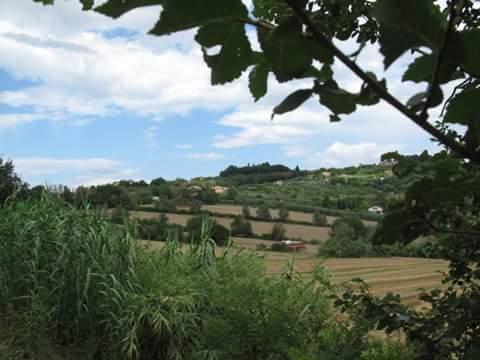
top-left (0, 0), bottom-right (439, 186)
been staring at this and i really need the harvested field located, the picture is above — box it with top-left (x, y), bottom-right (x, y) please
top-left (130, 211), bottom-right (330, 241)
top-left (224, 237), bottom-right (446, 307)
top-left (139, 236), bottom-right (448, 308)
top-left (262, 253), bottom-right (447, 307)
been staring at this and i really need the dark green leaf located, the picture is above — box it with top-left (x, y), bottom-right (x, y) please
top-left (80, 0), bottom-right (94, 10)
top-left (374, 0), bottom-right (445, 68)
top-left (259, 17), bottom-right (333, 83)
top-left (196, 22), bottom-right (253, 85)
top-left (316, 80), bottom-right (356, 115)
top-left (444, 88), bottom-right (480, 125)
top-left (150, 0), bottom-right (247, 35)
top-left (403, 54), bottom-right (457, 84)
top-left (461, 30), bottom-right (480, 75)
top-left (32, 0), bottom-right (54, 4)
top-left (272, 89), bottom-right (313, 119)
top-left (249, 63), bottom-right (270, 101)
top-left (329, 114), bottom-right (341, 122)
top-left (96, 0), bottom-right (163, 18)
top-left (373, 209), bottom-right (428, 245)
top-left (407, 92), bottom-right (428, 108)
top-left (407, 87), bottom-right (443, 111)
top-left (356, 72), bottom-right (384, 106)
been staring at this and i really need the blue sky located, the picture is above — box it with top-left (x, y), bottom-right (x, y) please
top-left (0, 0), bottom-right (439, 186)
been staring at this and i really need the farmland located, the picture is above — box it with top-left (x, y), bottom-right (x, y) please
top-left (201, 204), bottom-right (377, 226)
top-left (141, 238), bottom-right (448, 308)
top-left (130, 210), bottom-right (331, 241)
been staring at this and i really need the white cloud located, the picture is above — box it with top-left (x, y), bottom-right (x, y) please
top-left (184, 152), bottom-right (225, 161)
top-left (14, 157), bottom-right (122, 175)
top-left (0, 1), bottom-right (252, 127)
top-left (13, 157), bottom-right (138, 186)
top-left (307, 142), bottom-right (401, 168)
top-left (0, 113), bottom-right (46, 127)
top-left (176, 144), bottom-right (193, 149)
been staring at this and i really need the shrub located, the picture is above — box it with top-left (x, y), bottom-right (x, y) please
top-left (278, 207), bottom-right (289, 221)
top-left (189, 199), bottom-right (202, 213)
top-left (211, 223), bottom-right (230, 246)
top-left (185, 214), bottom-right (207, 241)
top-left (256, 204), bottom-right (272, 220)
top-left (271, 242), bottom-right (288, 252)
top-left (333, 215), bottom-right (366, 239)
top-left (256, 243), bottom-right (268, 251)
top-left (136, 214), bottom-right (170, 241)
top-left (360, 340), bottom-right (417, 360)
top-left (319, 223), bottom-right (371, 257)
top-left (313, 211), bottom-right (328, 226)
top-left (230, 215), bottom-right (253, 236)
top-left (154, 197), bottom-right (177, 212)
top-left (271, 223), bottom-right (286, 241)
top-left (111, 205), bottom-right (130, 224)
top-left (242, 205), bottom-right (251, 218)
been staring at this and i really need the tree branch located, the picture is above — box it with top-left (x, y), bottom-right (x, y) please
top-left (414, 210), bottom-right (480, 237)
top-left (283, 0), bottom-right (480, 164)
top-left (421, 0), bottom-right (459, 119)
top-left (235, 17), bottom-right (276, 31)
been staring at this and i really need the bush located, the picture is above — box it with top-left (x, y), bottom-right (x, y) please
top-left (185, 214), bottom-right (207, 241)
top-left (256, 243), bottom-right (268, 251)
top-left (319, 223), bottom-right (371, 257)
top-left (154, 197), bottom-right (177, 212)
top-left (136, 214), bottom-right (170, 241)
top-left (211, 223), bottom-right (230, 246)
top-left (271, 223), bottom-right (286, 241)
top-left (360, 340), bottom-right (417, 360)
top-left (256, 204), bottom-right (272, 220)
top-left (333, 215), bottom-right (366, 239)
top-left (313, 211), bottom-right (328, 226)
top-left (278, 207), bottom-right (289, 221)
top-left (110, 205), bottom-right (130, 224)
top-left (189, 199), bottom-right (202, 213)
top-left (271, 242), bottom-right (288, 252)
top-left (242, 205), bottom-right (251, 218)
top-left (230, 215), bottom-right (253, 236)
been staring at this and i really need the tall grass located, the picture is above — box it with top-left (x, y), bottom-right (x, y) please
top-left (0, 196), bottom-right (413, 359)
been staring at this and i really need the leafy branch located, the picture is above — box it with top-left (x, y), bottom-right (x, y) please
top-left (283, 0), bottom-right (480, 164)
top-left (420, 0), bottom-right (459, 119)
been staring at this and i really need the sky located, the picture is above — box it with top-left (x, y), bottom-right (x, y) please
top-left (0, 0), bottom-right (440, 187)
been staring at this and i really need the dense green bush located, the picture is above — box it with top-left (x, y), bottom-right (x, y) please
top-left (189, 199), bottom-right (202, 213)
top-left (313, 211), bottom-right (328, 226)
top-left (135, 214), bottom-right (179, 241)
top-left (271, 223), bottom-right (287, 241)
top-left (210, 223), bottom-right (230, 246)
top-left (230, 215), bottom-right (253, 236)
top-left (319, 223), bottom-right (372, 258)
top-left (278, 207), bottom-right (289, 221)
top-left (154, 197), bottom-right (177, 212)
top-left (333, 215), bottom-right (367, 239)
top-left (256, 204), bottom-right (272, 220)
top-left (242, 204), bottom-right (251, 217)
top-left (271, 242), bottom-right (288, 252)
